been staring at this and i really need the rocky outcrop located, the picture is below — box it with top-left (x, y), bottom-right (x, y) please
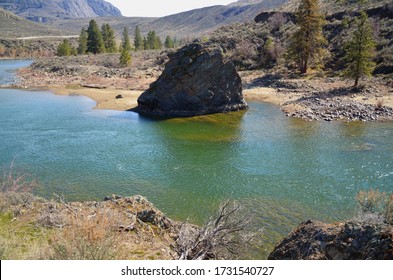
top-left (136, 43), bottom-right (248, 117)
top-left (268, 220), bottom-right (393, 260)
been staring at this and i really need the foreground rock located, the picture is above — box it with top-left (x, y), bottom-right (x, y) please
top-left (268, 220), bottom-right (393, 260)
top-left (136, 43), bottom-right (248, 117)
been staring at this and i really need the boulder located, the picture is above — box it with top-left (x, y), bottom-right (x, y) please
top-left (268, 220), bottom-right (393, 260)
top-left (136, 42), bottom-right (248, 117)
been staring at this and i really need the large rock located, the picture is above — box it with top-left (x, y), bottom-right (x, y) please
top-left (136, 43), bottom-right (248, 117)
top-left (268, 220), bottom-right (393, 260)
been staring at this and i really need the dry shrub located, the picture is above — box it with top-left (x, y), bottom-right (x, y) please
top-left (356, 189), bottom-right (393, 225)
top-left (36, 201), bottom-right (67, 228)
top-left (356, 189), bottom-right (387, 214)
top-left (49, 208), bottom-right (121, 260)
top-left (234, 40), bottom-right (257, 62)
top-left (0, 162), bottom-right (39, 213)
top-left (1, 162), bottom-right (38, 194)
top-left (375, 100), bottom-right (384, 110)
top-left (176, 201), bottom-right (261, 260)
top-left (385, 195), bottom-right (393, 225)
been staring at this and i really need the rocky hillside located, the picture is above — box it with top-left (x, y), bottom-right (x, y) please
top-left (0, 8), bottom-right (63, 38)
top-left (46, 0), bottom-right (289, 39)
top-left (280, 0), bottom-right (392, 13)
top-left (0, 0), bottom-right (121, 22)
top-left (210, 1), bottom-right (393, 75)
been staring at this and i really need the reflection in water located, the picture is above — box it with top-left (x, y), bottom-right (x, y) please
top-left (154, 110), bottom-right (246, 142)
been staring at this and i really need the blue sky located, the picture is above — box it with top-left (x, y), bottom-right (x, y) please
top-left (106, 0), bottom-right (235, 17)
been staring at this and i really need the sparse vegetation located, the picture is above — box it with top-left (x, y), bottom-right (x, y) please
top-left (356, 189), bottom-right (393, 225)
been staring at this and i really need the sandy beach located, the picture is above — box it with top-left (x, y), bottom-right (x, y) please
top-left (49, 85), bottom-right (143, 111)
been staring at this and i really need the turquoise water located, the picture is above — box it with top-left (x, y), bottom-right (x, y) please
top-left (1, 60), bottom-right (393, 258)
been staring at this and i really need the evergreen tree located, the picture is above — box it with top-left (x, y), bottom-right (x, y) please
top-left (164, 35), bottom-right (174, 49)
top-left (143, 37), bottom-right (148, 50)
top-left (77, 27), bottom-right (88, 55)
top-left (134, 26), bottom-right (143, 51)
top-left (122, 27), bottom-right (132, 52)
top-left (288, 0), bottom-right (327, 74)
top-left (154, 35), bottom-right (162, 50)
top-left (146, 30), bottom-right (162, 50)
top-left (344, 11), bottom-right (376, 87)
top-left (101, 23), bottom-right (117, 53)
top-left (147, 31), bottom-right (155, 49)
top-left (57, 39), bottom-right (72, 56)
top-left (119, 48), bottom-right (132, 67)
top-left (87, 20), bottom-right (106, 54)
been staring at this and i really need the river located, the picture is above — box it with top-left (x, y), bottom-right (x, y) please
top-left (0, 60), bottom-right (392, 258)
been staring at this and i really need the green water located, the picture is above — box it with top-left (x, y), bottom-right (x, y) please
top-left (1, 60), bottom-right (392, 258)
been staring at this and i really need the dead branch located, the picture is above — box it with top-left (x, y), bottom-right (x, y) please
top-left (176, 200), bottom-right (258, 260)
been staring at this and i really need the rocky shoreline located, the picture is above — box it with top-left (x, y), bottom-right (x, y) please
top-left (243, 72), bottom-right (393, 122)
top-left (8, 54), bottom-right (393, 122)
top-left (269, 220), bottom-right (393, 260)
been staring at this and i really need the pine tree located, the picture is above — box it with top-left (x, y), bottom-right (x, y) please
top-left (344, 11), bottom-right (376, 87)
top-left (143, 37), bottom-right (148, 50)
top-left (87, 20), bottom-right (105, 54)
top-left (164, 35), bottom-right (174, 49)
top-left (77, 27), bottom-right (88, 55)
top-left (57, 39), bottom-right (72, 56)
top-left (101, 23), bottom-right (117, 53)
top-left (154, 35), bottom-right (162, 50)
top-left (119, 48), bottom-right (132, 67)
top-left (134, 26), bottom-right (143, 51)
top-left (147, 31), bottom-right (155, 50)
top-left (146, 31), bottom-right (162, 50)
top-left (122, 27), bottom-right (132, 52)
top-left (288, 0), bottom-right (327, 74)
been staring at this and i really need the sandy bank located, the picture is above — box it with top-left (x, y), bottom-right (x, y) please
top-left (49, 85), bottom-right (277, 112)
top-left (49, 85), bottom-right (142, 111)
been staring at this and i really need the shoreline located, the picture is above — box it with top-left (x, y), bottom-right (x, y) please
top-left (11, 58), bottom-right (393, 121)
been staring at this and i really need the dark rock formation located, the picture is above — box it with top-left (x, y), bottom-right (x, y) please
top-left (268, 220), bottom-right (393, 260)
top-left (136, 43), bottom-right (248, 117)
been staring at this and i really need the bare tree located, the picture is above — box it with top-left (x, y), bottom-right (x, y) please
top-left (176, 201), bottom-right (260, 260)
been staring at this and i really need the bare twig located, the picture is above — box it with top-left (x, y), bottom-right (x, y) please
top-left (176, 200), bottom-right (259, 260)
top-left (53, 193), bottom-right (78, 219)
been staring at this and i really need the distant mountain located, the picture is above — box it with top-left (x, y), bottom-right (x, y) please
top-left (0, 0), bottom-right (121, 22)
top-left (0, 7), bottom-right (63, 38)
top-left (48, 0), bottom-right (289, 38)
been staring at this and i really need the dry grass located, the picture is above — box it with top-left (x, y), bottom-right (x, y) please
top-left (356, 189), bottom-right (393, 225)
top-left (48, 208), bottom-right (120, 260)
